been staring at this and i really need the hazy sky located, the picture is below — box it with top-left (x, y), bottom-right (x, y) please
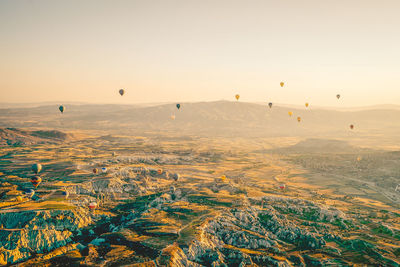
top-left (1, 0), bottom-right (400, 106)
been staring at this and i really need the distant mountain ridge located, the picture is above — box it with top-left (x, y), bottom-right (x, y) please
top-left (0, 101), bottom-right (399, 139)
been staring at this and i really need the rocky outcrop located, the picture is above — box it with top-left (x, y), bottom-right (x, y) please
top-left (0, 128), bottom-right (72, 146)
top-left (0, 208), bottom-right (92, 265)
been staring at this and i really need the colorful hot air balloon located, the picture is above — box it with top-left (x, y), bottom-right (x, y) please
top-left (157, 169), bottom-right (163, 175)
top-left (297, 117), bottom-right (301, 122)
top-left (89, 202), bottom-right (97, 210)
top-left (59, 105), bottom-right (65, 113)
top-left (350, 124), bottom-right (354, 130)
top-left (32, 164), bottom-right (42, 175)
top-left (305, 103), bottom-right (309, 108)
top-left (25, 189), bottom-right (35, 198)
top-left (93, 168), bottom-right (98, 174)
top-left (176, 104), bottom-right (181, 110)
top-left (101, 167), bottom-right (107, 173)
top-left (220, 175), bottom-right (226, 182)
top-left (119, 89), bottom-right (125, 96)
top-left (288, 111), bottom-right (293, 117)
top-left (357, 156), bottom-right (362, 162)
top-left (235, 94), bottom-right (240, 101)
top-left (279, 184), bottom-right (286, 190)
top-left (171, 115), bottom-right (176, 120)
top-left (31, 176), bottom-right (42, 188)
top-left (268, 102), bottom-right (273, 108)
top-left (336, 94), bottom-right (341, 99)
top-left (280, 82), bottom-right (284, 87)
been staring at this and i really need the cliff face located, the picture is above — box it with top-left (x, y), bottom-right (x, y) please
top-left (175, 196), bottom-right (349, 266)
top-left (0, 208), bottom-right (92, 265)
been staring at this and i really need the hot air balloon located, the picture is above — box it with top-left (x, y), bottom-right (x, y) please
top-left (176, 104), bottom-right (181, 110)
top-left (279, 184), bottom-right (286, 190)
top-left (172, 173), bottom-right (180, 181)
top-left (31, 176), bottom-right (42, 188)
top-left (62, 190), bottom-right (69, 199)
top-left (280, 82), bottom-right (284, 87)
top-left (336, 94), bottom-right (340, 99)
top-left (119, 89), bottom-right (125, 96)
top-left (171, 115), bottom-right (176, 120)
top-left (157, 169), bottom-right (163, 175)
top-left (32, 164), bottom-right (42, 175)
top-left (288, 111), bottom-right (293, 117)
top-left (235, 94), bottom-right (240, 101)
top-left (25, 189), bottom-right (35, 198)
top-left (101, 167), bottom-right (107, 173)
top-left (357, 156), bottom-right (362, 162)
top-left (220, 175), bottom-right (226, 182)
top-left (59, 105), bottom-right (64, 113)
top-left (305, 103), bottom-right (309, 108)
top-left (93, 168), bottom-right (98, 174)
top-left (89, 202), bottom-right (97, 210)
top-left (350, 124), bottom-right (354, 130)
top-left (297, 117), bottom-right (301, 122)
top-left (268, 102), bottom-right (273, 108)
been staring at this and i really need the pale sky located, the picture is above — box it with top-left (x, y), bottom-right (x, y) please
top-left (1, 0), bottom-right (400, 106)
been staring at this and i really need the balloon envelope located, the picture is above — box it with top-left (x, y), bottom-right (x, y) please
top-left (172, 173), bottom-right (180, 181)
top-left (280, 82), bottom-right (284, 87)
top-left (288, 112), bottom-right (293, 116)
top-left (176, 104), bottom-right (181, 110)
top-left (32, 164), bottom-right (42, 174)
top-left (297, 117), bottom-right (301, 122)
top-left (59, 105), bottom-right (64, 113)
top-left (89, 202), bottom-right (97, 209)
top-left (101, 167), bottom-right (107, 173)
top-left (119, 89), bottom-right (125, 96)
top-left (31, 176), bottom-right (42, 188)
top-left (93, 168), bottom-right (98, 174)
top-left (268, 102), bottom-right (273, 108)
top-left (336, 94), bottom-right (341, 99)
top-left (350, 124), bottom-right (354, 129)
top-left (25, 189), bottom-right (35, 198)
top-left (235, 94), bottom-right (240, 100)
top-left (305, 103), bottom-right (309, 108)
top-left (62, 190), bottom-right (69, 199)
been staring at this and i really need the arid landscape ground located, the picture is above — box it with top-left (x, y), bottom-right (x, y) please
top-left (0, 102), bottom-right (399, 266)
